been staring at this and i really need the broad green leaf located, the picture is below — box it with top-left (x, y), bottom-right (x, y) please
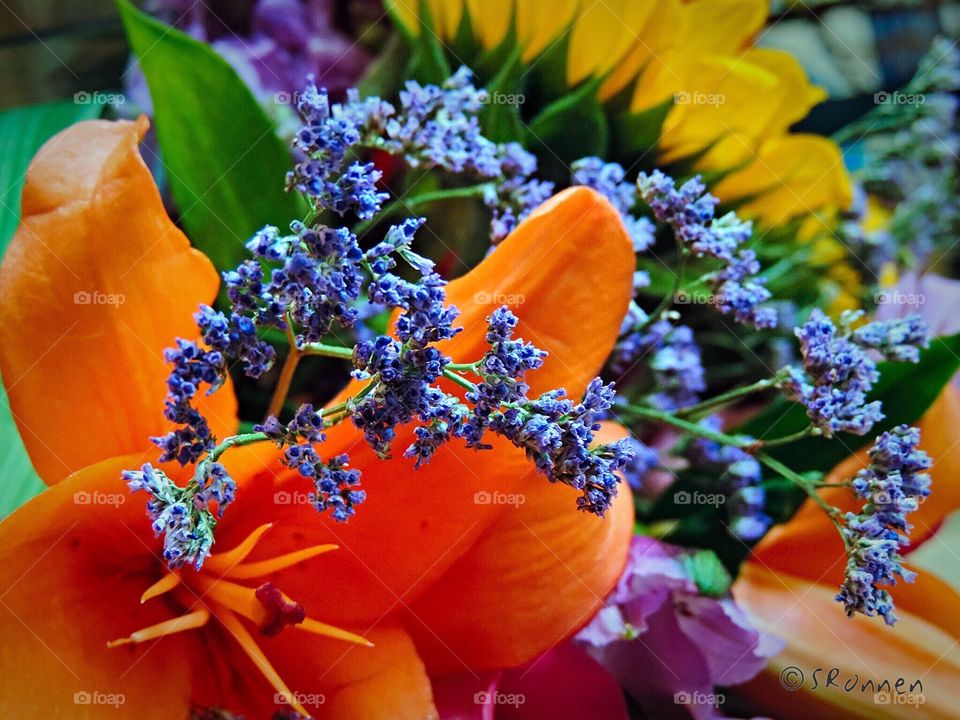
top-left (118, 0), bottom-right (305, 272)
top-left (526, 77), bottom-right (608, 179)
top-left (612, 97), bottom-right (673, 159)
top-left (0, 99), bottom-right (101, 516)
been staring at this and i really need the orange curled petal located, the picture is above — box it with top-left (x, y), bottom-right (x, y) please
top-left (0, 117), bottom-right (237, 484)
top-left (405, 421), bottom-right (635, 671)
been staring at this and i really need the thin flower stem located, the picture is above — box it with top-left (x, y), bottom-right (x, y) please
top-left (443, 368), bottom-right (477, 393)
top-left (447, 361), bottom-right (480, 373)
top-left (301, 342), bottom-right (355, 360)
top-left (614, 403), bottom-right (755, 448)
top-left (760, 427), bottom-right (820, 447)
top-left (208, 432), bottom-right (271, 462)
top-left (353, 183), bottom-right (493, 235)
top-left (635, 229), bottom-right (687, 335)
top-left (757, 451), bottom-right (850, 551)
top-left (266, 347), bottom-right (302, 419)
top-left (675, 377), bottom-right (779, 420)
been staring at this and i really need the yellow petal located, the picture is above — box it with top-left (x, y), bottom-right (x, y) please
top-left (568, 0), bottom-right (658, 86)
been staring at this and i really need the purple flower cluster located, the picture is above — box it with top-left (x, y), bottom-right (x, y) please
top-left (687, 417), bottom-right (771, 541)
top-left (783, 310), bottom-right (929, 437)
top-left (838, 425), bottom-right (931, 624)
top-left (287, 68), bottom-right (552, 244)
top-left (123, 463), bottom-right (219, 569)
top-left (613, 310), bottom-right (706, 411)
top-left (637, 170), bottom-right (776, 329)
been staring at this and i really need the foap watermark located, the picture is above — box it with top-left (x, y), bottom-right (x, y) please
top-left (674, 490), bottom-right (725, 507)
top-left (74, 691), bottom-right (125, 708)
top-left (874, 290), bottom-right (925, 308)
top-left (674, 91), bottom-right (725, 107)
top-left (779, 665), bottom-right (924, 706)
top-left (874, 90), bottom-right (926, 107)
top-left (274, 90), bottom-right (304, 105)
top-left (674, 691), bottom-right (725, 708)
top-left (274, 490), bottom-right (316, 506)
top-left (74, 290), bottom-right (125, 307)
top-left (875, 692), bottom-right (925, 707)
top-left (674, 290), bottom-right (724, 308)
top-left (474, 291), bottom-right (525, 306)
top-left (74, 91), bottom-right (126, 106)
top-left (474, 490), bottom-right (525, 508)
top-left (74, 490), bottom-right (126, 507)
top-left (274, 691), bottom-right (326, 709)
top-left (477, 90), bottom-right (525, 106)
top-left (474, 691), bottom-right (525, 708)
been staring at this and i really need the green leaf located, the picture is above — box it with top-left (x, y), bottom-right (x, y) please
top-left (611, 97), bottom-right (673, 159)
top-left (118, 0), bottom-right (306, 272)
top-left (681, 549), bottom-right (732, 598)
top-left (404, 0), bottom-right (452, 84)
top-left (0, 99), bottom-right (102, 516)
top-left (477, 46), bottom-right (525, 143)
top-left (526, 78), bottom-right (608, 179)
top-left (737, 332), bottom-right (960, 473)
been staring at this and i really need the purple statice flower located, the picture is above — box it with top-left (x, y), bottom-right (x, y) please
top-left (687, 417), bottom-right (771, 541)
top-left (622, 436), bottom-right (659, 491)
top-left (571, 157), bottom-right (654, 252)
top-left (280, 444), bottom-right (365, 522)
top-left (487, 378), bottom-right (634, 516)
top-left (151, 339), bottom-right (221, 465)
top-left (838, 425), bottom-right (931, 625)
top-left (287, 82), bottom-right (390, 219)
top-left (637, 170), bottom-right (775, 330)
top-left (612, 311), bottom-right (706, 411)
top-left (227, 221), bottom-right (366, 345)
top-left (487, 144), bottom-right (555, 243)
top-left (782, 310), bottom-right (928, 437)
top-left (577, 535), bottom-right (783, 720)
top-left (123, 463), bottom-right (217, 569)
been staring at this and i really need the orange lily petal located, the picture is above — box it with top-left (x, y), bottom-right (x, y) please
top-left (752, 386), bottom-right (960, 583)
top-left (218, 188), bottom-right (635, 631)
top-left (404, 421), bottom-right (635, 671)
top-left (264, 622), bottom-right (437, 719)
top-left (0, 454), bottom-right (193, 718)
top-left (734, 563), bottom-right (960, 719)
top-left (0, 118), bottom-right (237, 484)
top-left (440, 186), bottom-right (635, 398)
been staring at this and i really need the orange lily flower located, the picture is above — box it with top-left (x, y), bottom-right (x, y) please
top-left (0, 119), bottom-right (636, 717)
top-left (733, 387), bottom-right (960, 718)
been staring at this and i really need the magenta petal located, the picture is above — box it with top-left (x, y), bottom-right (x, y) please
top-left (498, 643), bottom-right (629, 720)
top-left (434, 670), bottom-right (502, 720)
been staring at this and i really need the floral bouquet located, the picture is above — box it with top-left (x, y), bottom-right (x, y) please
top-left (1, 1), bottom-right (959, 718)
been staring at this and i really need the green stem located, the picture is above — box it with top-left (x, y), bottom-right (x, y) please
top-left (208, 432), bottom-right (270, 462)
top-left (443, 368), bottom-right (478, 393)
top-left (353, 183), bottom-right (493, 235)
top-left (675, 377), bottom-right (779, 420)
top-left (615, 403), bottom-right (755, 448)
top-left (760, 427), bottom-right (820, 447)
top-left (301, 342), bottom-right (355, 360)
top-left (447, 361), bottom-right (480, 373)
top-left (757, 451), bottom-right (849, 550)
